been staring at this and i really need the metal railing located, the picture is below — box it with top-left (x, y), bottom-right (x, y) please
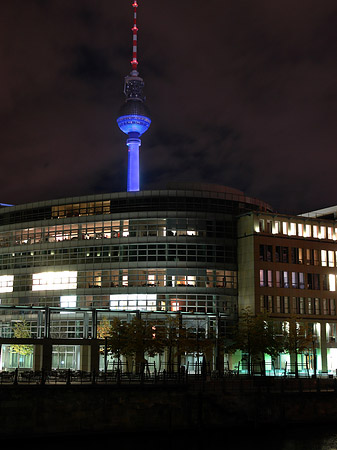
top-left (0, 363), bottom-right (205, 386)
top-left (2, 369), bottom-right (337, 395)
top-left (1, 360), bottom-right (336, 387)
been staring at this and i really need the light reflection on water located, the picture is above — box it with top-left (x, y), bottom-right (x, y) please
top-left (3, 425), bottom-right (337, 450)
top-left (223, 426), bottom-right (337, 450)
top-left (94, 426), bottom-right (337, 450)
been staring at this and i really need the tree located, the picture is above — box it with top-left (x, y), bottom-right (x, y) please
top-left (97, 316), bottom-right (114, 372)
top-left (227, 308), bottom-right (261, 375)
top-left (262, 318), bottom-right (285, 373)
top-left (106, 317), bottom-right (130, 370)
top-left (282, 316), bottom-right (313, 377)
top-left (124, 316), bottom-right (165, 372)
top-left (10, 320), bottom-right (33, 368)
top-left (165, 315), bottom-right (181, 372)
top-left (227, 308), bottom-right (284, 375)
top-left (97, 316), bottom-right (112, 341)
top-left (176, 318), bottom-right (214, 374)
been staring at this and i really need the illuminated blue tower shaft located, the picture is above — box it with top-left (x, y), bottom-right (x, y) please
top-left (117, 1), bottom-right (151, 193)
top-left (127, 137), bottom-right (141, 192)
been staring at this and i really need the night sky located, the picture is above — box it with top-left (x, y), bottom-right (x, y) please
top-left (0, 0), bottom-right (336, 214)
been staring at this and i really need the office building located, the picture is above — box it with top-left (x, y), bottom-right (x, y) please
top-left (0, 183), bottom-right (271, 372)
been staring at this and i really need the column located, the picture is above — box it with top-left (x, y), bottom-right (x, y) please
top-left (42, 339), bottom-right (53, 372)
top-left (320, 321), bottom-right (328, 372)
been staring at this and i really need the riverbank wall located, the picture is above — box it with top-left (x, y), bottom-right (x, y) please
top-left (2, 378), bottom-right (337, 438)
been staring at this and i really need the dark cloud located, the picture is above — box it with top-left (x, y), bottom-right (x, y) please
top-left (0, 0), bottom-right (336, 214)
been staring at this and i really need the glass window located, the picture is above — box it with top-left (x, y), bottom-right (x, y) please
top-left (282, 222), bottom-right (288, 235)
top-left (328, 251), bottom-right (334, 267)
top-left (313, 225), bottom-right (319, 238)
top-left (276, 271), bottom-right (289, 288)
top-left (273, 221), bottom-right (280, 234)
top-left (260, 245), bottom-right (273, 262)
top-left (307, 273), bottom-right (320, 290)
top-left (305, 224), bottom-right (311, 238)
top-left (110, 294), bottom-right (157, 311)
top-left (32, 271), bottom-right (77, 291)
top-left (329, 274), bottom-right (336, 292)
top-left (60, 296), bottom-right (77, 308)
top-left (328, 227), bottom-right (334, 240)
top-left (0, 275), bottom-right (14, 293)
top-left (289, 223), bottom-right (296, 236)
top-left (320, 226), bottom-right (326, 239)
top-left (260, 270), bottom-right (272, 287)
top-left (259, 219), bottom-right (265, 232)
top-left (321, 250), bottom-right (327, 267)
top-left (298, 223), bottom-right (304, 237)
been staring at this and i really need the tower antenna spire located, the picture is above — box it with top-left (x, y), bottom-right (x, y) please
top-left (131, 1), bottom-right (139, 73)
top-left (117, 0), bottom-right (151, 193)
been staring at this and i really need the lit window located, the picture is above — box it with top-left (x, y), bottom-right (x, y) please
top-left (289, 223), bottom-right (296, 236)
top-left (313, 225), bottom-right (318, 238)
top-left (298, 223), bottom-right (303, 237)
top-left (282, 222), bottom-right (288, 235)
top-left (313, 322), bottom-right (321, 337)
top-left (0, 275), bottom-right (14, 293)
top-left (147, 274), bottom-right (156, 285)
top-left (291, 272), bottom-right (297, 288)
top-left (320, 226), bottom-right (326, 239)
top-left (328, 251), bottom-right (334, 267)
top-left (32, 271), bottom-right (77, 291)
top-left (321, 250), bottom-right (327, 267)
top-left (305, 224), bottom-right (311, 237)
top-left (259, 270), bottom-right (265, 287)
top-left (171, 301), bottom-right (180, 311)
top-left (272, 221), bottom-right (280, 234)
top-left (60, 296), bottom-right (77, 308)
top-left (109, 294), bottom-right (157, 311)
top-left (260, 270), bottom-right (273, 287)
top-left (329, 274), bottom-right (336, 292)
top-left (328, 227), bottom-right (333, 240)
top-left (122, 275), bottom-right (128, 286)
top-left (187, 275), bottom-right (196, 286)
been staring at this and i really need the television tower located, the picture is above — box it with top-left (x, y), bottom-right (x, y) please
top-left (117, 0), bottom-right (151, 192)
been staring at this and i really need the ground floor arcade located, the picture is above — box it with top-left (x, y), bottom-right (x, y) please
top-left (1, 306), bottom-right (337, 376)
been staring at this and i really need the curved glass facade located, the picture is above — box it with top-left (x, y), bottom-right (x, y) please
top-left (0, 185), bottom-right (272, 371)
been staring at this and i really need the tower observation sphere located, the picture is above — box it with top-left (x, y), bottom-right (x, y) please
top-left (117, 1), bottom-right (151, 193)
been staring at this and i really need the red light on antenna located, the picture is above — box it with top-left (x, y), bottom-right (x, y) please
top-left (131, 0), bottom-right (139, 71)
